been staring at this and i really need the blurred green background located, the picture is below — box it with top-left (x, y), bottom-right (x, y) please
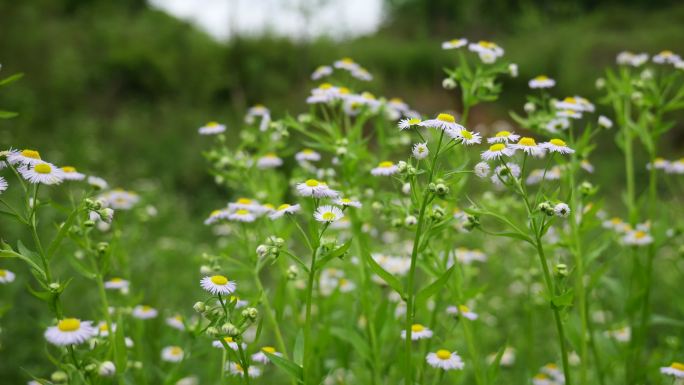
top-left (1, 0), bottom-right (684, 380)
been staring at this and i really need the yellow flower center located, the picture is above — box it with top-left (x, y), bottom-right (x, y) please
top-left (545, 363), bottom-right (558, 369)
top-left (449, 39), bottom-right (463, 44)
top-left (264, 153), bottom-right (277, 158)
top-left (57, 318), bottom-right (81, 332)
top-left (224, 337), bottom-right (234, 343)
top-left (411, 324), bottom-right (425, 332)
top-left (262, 346), bottom-right (276, 354)
top-left (263, 203), bottom-right (274, 210)
top-left (322, 212), bottom-right (336, 221)
top-left (563, 97), bottom-right (577, 104)
top-left (62, 166), bottom-right (76, 173)
top-left (100, 323), bottom-right (109, 331)
top-left (211, 275), bottom-right (229, 285)
top-left (489, 144), bottom-right (506, 152)
top-left (458, 305), bottom-right (470, 313)
top-left (278, 204), bottom-right (291, 210)
top-left (170, 346), bottom-right (183, 355)
top-left (495, 131), bottom-right (510, 137)
top-left (142, 305), bottom-right (152, 311)
top-left (0, 269), bottom-right (5, 277)
top-left (408, 118), bottom-right (421, 125)
top-left (390, 97), bottom-right (404, 103)
top-left (362, 92), bottom-right (376, 100)
top-left (478, 41), bottom-right (496, 48)
top-left (534, 374), bottom-right (548, 380)
top-left (207, 121), bottom-right (219, 126)
top-left (535, 75), bottom-right (549, 81)
top-left (671, 362), bottom-right (684, 371)
top-left (237, 198), bottom-right (252, 204)
top-left (339, 87), bottom-right (351, 94)
top-left (610, 217), bottom-right (622, 224)
top-left (341, 198), bottom-right (351, 203)
top-left (302, 149), bottom-right (314, 154)
top-left (34, 163), bottom-right (52, 174)
top-left (461, 130), bottom-right (473, 140)
top-left (550, 139), bottom-right (567, 147)
top-left (21, 149), bottom-right (41, 159)
top-left (379, 161), bottom-right (394, 168)
top-left (436, 350), bottom-right (451, 360)
top-left (320, 83), bottom-right (333, 90)
top-left (305, 179), bottom-right (320, 187)
top-left (236, 209), bottom-right (250, 215)
top-left (660, 50), bottom-right (673, 57)
top-left (634, 231), bottom-right (646, 239)
top-left (518, 137), bottom-right (537, 146)
top-left (437, 113), bottom-right (455, 123)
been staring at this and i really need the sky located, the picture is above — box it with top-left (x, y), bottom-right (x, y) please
top-left (148, 0), bottom-right (385, 41)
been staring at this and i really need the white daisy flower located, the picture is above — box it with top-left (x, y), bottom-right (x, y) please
top-left (554, 96), bottom-right (593, 112)
top-left (295, 179), bottom-right (338, 198)
top-left (334, 197), bottom-right (362, 208)
top-left (200, 275), bottom-right (237, 295)
top-left (295, 149), bottom-right (321, 162)
top-left (269, 203), bottom-right (301, 220)
top-left (251, 346), bottom-right (282, 364)
top-left (7, 149), bottom-right (43, 166)
top-left (60, 166), bottom-right (86, 181)
top-left (166, 315), bottom-right (185, 331)
top-left (660, 362), bottom-right (684, 378)
top-left (87, 176), bottom-right (108, 190)
top-left (545, 117), bottom-right (570, 133)
top-left (44, 318), bottom-right (97, 346)
top-left (212, 336), bottom-right (242, 350)
top-left (398, 117), bottom-right (422, 130)
top-left (228, 198), bottom-right (262, 211)
top-left (450, 129), bottom-right (481, 145)
top-left (245, 104), bottom-right (270, 126)
top-left (666, 158), bottom-right (684, 174)
top-left (653, 50), bottom-right (681, 64)
top-left (96, 321), bottom-right (116, 337)
top-left (311, 65), bottom-right (333, 80)
top-left (526, 167), bottom-right (560, 185)
top-left (598, 115), bottom-right (613, 129)
top-left (447, 304), bottom-right (478, 320)
top-left (481, 143), bottom-right (514, 160)
top-left (474, 162), bottom-right (491, 178)
top-left (387, 97), bottom-right (410, 115)
top-left (204, 209), bottom-right (230, 225)
top-left (412, 142), bottom-right (429, 159)
top-left (371, 161), bottom-right (399, 176)
top-left (554, 203), bottom-right (571, 217)
top-left (401, 323), bottom-right (433, 340)
top-left (306, 83), bottom-right (351, 104)
top-left (491, 162), bottom-right (521, 186)
top-left (161, 346), bottom-right (184, 362)
top-left (104, 277), bottom-right (129, 290)
top-left (228, 209), bottom-right (256, 223)
top-left (333, 57), bottom-right (359, 71)
top-left (419, 113), bottom-right (464, 133)
top-left (557, 109), bottom-right (582, 119)
top-left (313, 205), bottom-right (344, 223)
top-left (351, 67), bottom-right (373, 81)
top-left (19, 162), bottom-right (65, 185)
top-left (0, 176), bottom-right (7, 193)
top-left (646, 157), bottom-right (670, 171)
top-left (510, 137), bottom-right (545, 157)
top-left (529, 75), bottom-right (555, 89)
top-left (487, 130), bottom-right (520, 144)
top-left (616, 51), bottom-right (649, 67)
top-left (468, 41), bottom-right (504, 63)
top-left (0, 269), bottom-right (15, 284)
top-left (132, 305), bottom-right (158, 319)
top-left (227, 362), bottom-right (261, 378)
top-left (540, 138), bottom-right (575, 154)
top-left (198, 121), bottom-right (226, 135)
top-left (581, 159), bottom-right (595, 173)
top-left (532, 373), bottom-right (554, 385)
top-left (426, 350), bottom-right (465, 370)
top-left (604, 326), bottom-right (631, 342)
top-left (256, 153), bottom-right (283, 169)
top-left (100, 190), bottom-right (140, 210)
top-left (622, 230), bottom-right (653, 246)
top-left (442, 38), bottom-right (468, 50)
top-left (541, 363), bottom-right (563, 381)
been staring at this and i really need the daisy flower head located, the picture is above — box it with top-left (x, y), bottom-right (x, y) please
top-left (269, 203), bottom-right (301, 220)
top-left (545, 117), bottom-right (570, 133)
top-left (653, 50), bottom-right (681, 65)
top-left (161, 346), bottom-right (184, 362)
top-left (7, 149), bottom-right (43, 166)
top-left (508, 63), bottom-right (519, 77)
top-left (667, 158), bottom-right (684, 174)
top-left (132, 305), bottom-right (158, 319)
top-left (251, 346), bottom-right (282, 364)
top-left (510, 137), bottom-right (545, 157)
top-left (213, 336), bottom-right (242, 350)
top-left (554, 203), bottom-right (571, 217)
top-left (101, 190), bottom-right (140, 210)
top-left (529, 75), bottom-right (555, 89)
top-left (97, 321), bottom-right (116, 337)
top-left (256, 153), bottom-right (283, 169)
top-left (622, 230), bottom-right (653, 246)
top-left (227, 362), bottom-right (261, 378)
top-left (204, 209), bottom-right (230, 225)
top-left (198, 121), bottom-right (226, 135)
top-left (401, 323), bottom-right (433, 340)
top-left (419, 113), bottom-right (464, 132)
top-left (60, 166), bottom-right (86, 181)
top-left (200, 274), bottom-right (237, 295)
top-left (468, 40), bottom-right (504, 63)
top-left (481, 143), bottom-right (514, 161)
top-left (398, 117), bottom-right (422, 130)
top-left (104, 277), bottom-right (130, 290)
top-left (87, 176), bottom-right (108, 190)
top-left (412, 142), bottom-right (429, 160)
top-left (581, 159), bottom-right (595, 173)
top-left (491, 162), bottom-right (521, 185)
top-left (313, 205), bottom-right (344, 223)
top-left (351, 67), bottom-right (373, 81)
top-left (311, 65), bottom-right (333, 80)
top-left (44, 318), bottom-right (97, 346)
top-left (540, 139), bottom-right (575, 154)
top-left (451, 129), bottom-right (481, 145)
top-left (598, 115), bottom-right (613, 129)
top-left (0, 177), bottom-right (7, 194)
top-left (474, 162), bottom-right (491, 178)
top-left (660, 362), bottom-right (684, 378)
top-left (228, 209), bottom-right (256, 223)
top-left (532, 373), bottom-right (554, 385)
top-left (334, 57), bottom-right (360, 71)
top-left (166, 315), bottom-right (185, 331)
top-left (295, 148), bottom-right (321, 163)
top-left (0, 269), bottom-right (15, 284)
top-left (556, 109), bottom-right (582, 119)
top-left (295, 179), bottom-right (339, 198)
top-left (447, 304), bottom-right (478, 320)
top-left (334, 197), bottom-right (362, 208)
top-left (647, 158), bottom-right (670, 171)
top-left (426, 350), bottom-right (465, 371)
top-left (487, 130), bottom-right (520, 144)
top-left (616, 51), bottom-right (649, 67)
top-left (442, 38), bottom-right (468, 50)
top-left (554, 96), bottom-right (594, 112)
top-left (371, 161), bottom-right (399, 176)
top-left (19, 162), bottom-right (65, 185)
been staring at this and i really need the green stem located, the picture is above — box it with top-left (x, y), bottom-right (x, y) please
top-left (302, 246), bottom-right (319, 384)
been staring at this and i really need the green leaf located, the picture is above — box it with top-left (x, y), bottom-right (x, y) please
top-left (416, 264), bottom-right (456, 305)
top-left (0, 240), bottom-right (46, 280)
top-left (265, 352), bottom-right (303, 383)
top-left (317, 239), bottom-right (352, 267)
top-left (0, 110), bottom-right (18, 119)
top-left (361, 247), bottom-right (405, 299)
top-left (47, 208), bottom-right (81, 259)
top-left (113, 313), bottom-right (128, 371)
top-left (551, 290), bottom-right (574, 309)
top-left (293, 329), bottom-right (304, 365)
top-left (329, 327), bottom-right (372, 365)
top-left (487, 342), bottom-right (509, 383)
top-left (0, 73), bottom-right (24, 86)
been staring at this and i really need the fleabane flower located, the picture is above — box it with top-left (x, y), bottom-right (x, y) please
top-left (198, 121), bottom-right (226, 135)
top-left (554, 96), bottom-right (594, 112)
top-left (401, 323), bottom-right (433, 340)
top-left (451, 129), bottom-right (481, 145)
top-left (166, 315), bottom-right (185, 331)
top-left (426, 350), bottom-right (465, 370)
top-left (296, 179), bottom-right (339, 198)
top-left (228, 209), bottom-right (256, 223)
top-left (269, 203), bottom-right (301, 220)
top-left (545, 117), bottom-right (570, 133)
top-left (7, 149), bottom-right (43, 166)
top-left (132, 305), bottom-right (158, 319)
top-left (334, 57), bottom-right (360, 71)
top-left (311, 65), bottom-right (333, 80)
top-left (540, 139), bottom-right (574, 154)
top-left (161, 346), bottom-right (184, 362)
top-left (468, 41), bottom-right (504, 63)
top-left (61, 166), bottom-right (86, 181)
top-left (212, 336), bottom-right (244, 350)
top-left (622, 230), bottom-right (653, 246)
top-left (529, 75), bottom-right (555, 89)
top-left (474, 162), bottom-right (491, 178)
top-left (204, 209), bottom-right (230, 225)
top-left (245, 105), bottom-right (271, 131)
top-left (653, 50), bottom-right (681, 65)
top-left (598, 115), bottom-right (613, 129)
top-left (0, 269), bottom-right (15, 284)
top-left (200, 275), bottom-right (237, 295)
top-left (19, 162), bottom-right (65, 185)
top-left (251, 346), bottom-right (282, 364)
top-left (616, 51), bottom-right (649, 67)
top-left (412, 142), bottom-right (429, 159)
top-left (313, 205), bottom-right (344, 223)
top-left (481, 143), bottom-right (514, 160)
top-left (0, 177), bottom-right (7, 194)
top-left (442, 38), bottom-right (468, 50)
top-left (104, 277), bottom-right (130, 290)
top-left (660, 362), bottom-right (684, 378)
top-left (295, 149), bottom-right (321, 162)
top-left (256, 153), bottom-right (283, 169)
top-left (44, 318), bottom-right (97, 346)
top-left (447, 305), bottom-right (478, 320)
top-left (554, 203), bottom-right (571, 217)
top-left (419, 113), bottom-right (464, 133)
top-left (334, 198), bottom-right (362, 208)
top-left (487, 130), bottom-right (520, 144)
top-left (398, 117), bottom-right (422, 130)
top-left (371, 161), bottom-right (399, 176)
top-left (556, 109), bottom-right (582, 119)
top-left (227, 362), bottom-right (261, 378)
top-left (88, 176), bottom-right (108, 190)
top-left (510, 137), bottom-right (545, 157)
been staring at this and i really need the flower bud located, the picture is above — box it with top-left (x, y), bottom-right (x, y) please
top-left (242, 307), bottom-right (258, 321)
top-left (199, 265), bottom-right (213, 275)
top-left (222, 323), bottom-right (239, 336)
top-left (84, 363), bottom-right (97, 372)
top-left (287, 265), bottom-right (298, 280)
top-left (524, 102), bottom-right (536, 113)
top-left (206, 326), bottom-right (220, 337)
top-left (538, 202), bottom-right (554, 216)
top-left (51, 371), bottom-right (68, 383)
top-left (442, 77), bottom-right (457, 90)
top-left (404, 215), bottom-right (417, 227)
top-left (193, 301), bottom-right (206, 313)
top-left (554, 263), bottom-right (569, 278)
top-left (97, 242), bottom-right (109, 255)
top-left (99, 361), bottom-right (116, 377)
top-left (256, 245), bottom-right (269, 258)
